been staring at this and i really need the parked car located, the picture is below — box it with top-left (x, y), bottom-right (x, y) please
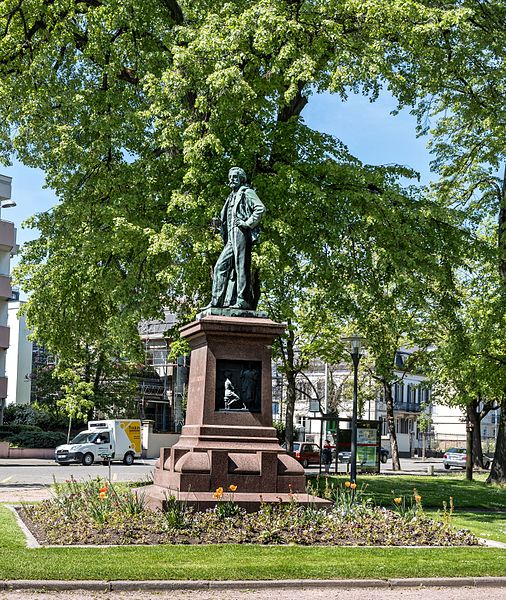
top-left (338, 447), bottom-right (389, 464)
top-left (287, 442), bottom-right (321, 468)
top-left (443, 447), bottom-right (466, 469)
top-left (443, 448), bottom-right (494, 470)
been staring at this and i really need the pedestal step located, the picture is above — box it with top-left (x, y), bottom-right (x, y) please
top-left (138, 485), bottom-right (332, 513)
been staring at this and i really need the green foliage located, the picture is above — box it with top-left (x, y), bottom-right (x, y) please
top-left (3, 404), bottom-right (71, 431)
top-left (0, 1), bottom-right (464, 354)
top-left (6, 430), bottom-right (67, 448)
top-left (0, 499), bottom-right (504, 582)
top-left (272, 420), bottom-right (285, 442)
top-left (162, 495), bottom-right (190, 530)
top-left (0, 424), bottom-right (42, 438)
top-left (309, 477), bottom-right (372, 514)
top-left (322, 474), bottom-right (506, 511)
top-left (57, 369), bottom-right (94, 423)
top-left (0, 0), bottom-right (486, 450)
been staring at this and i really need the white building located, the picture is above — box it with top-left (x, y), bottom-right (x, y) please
top-left (5, 296), bottom-right (32, 406)
top-left (273, 350), bottom-right (430, 457)
top-left (431, 403), bottom-right (498, 451)
top-left (0, 174), bottom-right (17, 423)
top-left (273, 349), bottom-right (499, 456)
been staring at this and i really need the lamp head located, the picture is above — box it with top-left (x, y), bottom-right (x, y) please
top-left (1, 199), bottom-right (16, 209)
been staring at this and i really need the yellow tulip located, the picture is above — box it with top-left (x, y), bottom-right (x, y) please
top-left (344, 481), bottom-right (351, 488)
top-left (229, 485), bottom-right (237, 492)
top-left (394, 497), bottom-right (402, 505)
top-left (350, 482), bottom-right (357, 490)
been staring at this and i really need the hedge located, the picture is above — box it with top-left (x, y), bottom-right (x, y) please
top-left (4, 430), bottom-right (67, 449)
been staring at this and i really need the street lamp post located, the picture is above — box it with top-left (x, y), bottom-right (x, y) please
top-left (343, 334), bottom-right (364, 485)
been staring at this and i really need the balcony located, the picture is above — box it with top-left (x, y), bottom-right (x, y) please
top-left (0, 275), bottom-right (11, 299)
top-left (0, 220), bottom-right (15, 252)
top-left (0, 325), bottom-right (9, 349)
top-left (393, 402), bottom-right (420, 413)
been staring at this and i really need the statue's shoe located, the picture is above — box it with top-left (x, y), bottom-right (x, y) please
top-left (230, 300), bottom-right (251, 310)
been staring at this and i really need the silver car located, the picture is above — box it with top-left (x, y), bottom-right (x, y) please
top-left (443, 447), bottom-right (466, 470)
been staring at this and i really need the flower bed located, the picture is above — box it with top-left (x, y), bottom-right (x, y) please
top-left (18, 477), bottom-right (479, 547)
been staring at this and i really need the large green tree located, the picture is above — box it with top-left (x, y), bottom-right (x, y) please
top-left (0, 1), bottom-right (469, 429)
top-left (426, 255), bottom-right (504, 480)
top-left (376, 0), bottom-right (506, 482)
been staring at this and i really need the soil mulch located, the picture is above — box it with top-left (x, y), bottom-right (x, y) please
top-left (16, 501), bottom-right (480, 547)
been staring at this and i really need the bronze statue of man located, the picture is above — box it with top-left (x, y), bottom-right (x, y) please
top-left (207, 167), bottom-right (265, 310)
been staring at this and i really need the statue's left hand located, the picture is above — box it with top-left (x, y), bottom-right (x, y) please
top-left (235, 219), bottom-right (247, 228)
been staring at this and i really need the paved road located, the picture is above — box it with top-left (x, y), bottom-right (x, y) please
top-left (0, 458), bottom-right (157, 502)
top-left (0, 457), bottom-right (453, 487)
top-left (0, 456), bottom-right (470, 488)
top-left (0, 585), bottom-right (505, 600)
top-left (306, 457), bottom-right (464, 476)
top-left (0, 458), bottom-right (156, 484)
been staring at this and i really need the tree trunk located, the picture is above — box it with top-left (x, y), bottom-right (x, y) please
top-left (383, 381), bottom-right (401, 470)
top-left (66, 415), bottom-right (72, 444)
top-left (487, 395), bottom-right (506, 484)
top-left (0, 398), bottom-right (4, 425)
top-left (468, 399), bottom-right (484, 467)
top-left (284, 370), bottom-right (296, 452)
top-left (465, 403), bottom-right (474, 481)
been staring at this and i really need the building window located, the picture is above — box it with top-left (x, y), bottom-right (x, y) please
top-left (393, 383), bottom-right (404, 403)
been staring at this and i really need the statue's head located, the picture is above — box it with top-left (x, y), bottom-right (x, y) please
top-left (228, 167), bottom-right (247, 189)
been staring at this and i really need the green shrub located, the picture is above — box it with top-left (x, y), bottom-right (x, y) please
top-left (3, 404), bottom-right (70, 430)
top-left (273, 420), bottom-right (285, 442)
top-left (7, 430), bottom-right (67, 448)
top-left (0, 424), bottom-right (42, 441)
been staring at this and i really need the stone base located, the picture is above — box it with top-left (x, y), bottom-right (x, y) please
top-left (142, 314), bottom-right (331, 512)
top-left (152, 445), bottom-right (306, 495)
top-left (138, 484), bottom-right (332, 513)
top-left (196, 307), bottom-right (268, 320)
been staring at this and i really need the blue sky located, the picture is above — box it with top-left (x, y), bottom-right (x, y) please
top-left (1, 91), bottom-right (433, 287)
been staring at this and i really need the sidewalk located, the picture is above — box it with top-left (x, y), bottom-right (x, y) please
top-left (0, 577), bottom-right (505, 599)
top-left (0, 485), bottom-right (51, 503)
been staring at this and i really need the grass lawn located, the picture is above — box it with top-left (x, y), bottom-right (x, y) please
top-left (446, 512), bottom-right (506, 545)
top-left (1, 473), bottom-right (505, 581)
top-left (311, 473), bottom-right (506, 510)
top-left (1, 503), bottom-right (506, 581)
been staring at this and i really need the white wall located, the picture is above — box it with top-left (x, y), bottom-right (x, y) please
top-left (5, 301), bottom-right (32, 405)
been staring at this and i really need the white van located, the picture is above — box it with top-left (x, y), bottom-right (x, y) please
top-left (55, 419), bottom-right (142, 466)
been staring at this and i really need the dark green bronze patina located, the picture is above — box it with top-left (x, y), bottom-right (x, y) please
top-left (205, 167), bottom-right (265, 311)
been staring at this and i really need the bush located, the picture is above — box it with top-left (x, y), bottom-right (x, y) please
top-left (0, 423), bottom-right (42, 440)
top-left (273, 420), bottom-right (285, 442)
top-left (3, 404), bottom-right (69, 430)
top-left (7, 430), bottom-right (67, 449)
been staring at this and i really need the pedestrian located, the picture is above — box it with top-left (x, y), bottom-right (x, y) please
top-left (322, 440), bottom-right (332, 475)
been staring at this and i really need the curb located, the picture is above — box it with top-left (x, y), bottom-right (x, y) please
top-left (1, 577), bottom-right (506, 591)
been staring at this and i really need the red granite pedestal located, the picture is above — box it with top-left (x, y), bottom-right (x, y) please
top-left (142, 315), bottom-right (330, 511)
